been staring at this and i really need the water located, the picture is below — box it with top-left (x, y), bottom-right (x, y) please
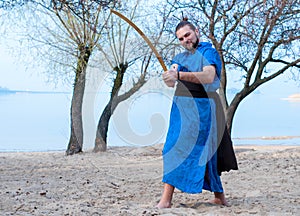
top-left (0, 92), bottom-right (71, 152)
top-left (0, 90), bottom-right (299, 152)
top-left (230, 92), bottom-right (300, 145)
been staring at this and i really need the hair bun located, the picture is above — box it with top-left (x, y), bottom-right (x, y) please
top-left (182, 17), bottom-right (188, 22)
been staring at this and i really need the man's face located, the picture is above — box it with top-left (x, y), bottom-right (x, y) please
top-left (176, 25), bottom-right (199, 51)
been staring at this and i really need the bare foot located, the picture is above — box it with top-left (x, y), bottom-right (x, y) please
top-left (209, 192), bottom-right (230, 206)
top-left (209, 198), bottom-right (230, 206)
top-left (156, 201), bottom-right (171, 209)
top-left (156, 183), bottom-right (174, 208)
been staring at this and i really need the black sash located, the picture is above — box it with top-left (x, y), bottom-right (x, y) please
top-left (175, 80), bottom-right (238, 175)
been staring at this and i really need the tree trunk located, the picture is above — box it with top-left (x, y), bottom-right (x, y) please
top-left (65, 77), bottom-right (85, 155)
top-left (94, 100), bottom-right (112, 152)
top-left (93, 63), bottom-right (127, 152)
top-left (226, 88), bottom-right (251, 134)
top-left (66, 45), bottom-right (90, 155)
top-left (226, 98), bottom-right (240, 135)
top-left (93, 62), bottom-right (147, 152)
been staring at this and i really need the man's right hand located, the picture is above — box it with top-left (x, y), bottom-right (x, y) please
top-left (162, 64), bottom-right (178, 87)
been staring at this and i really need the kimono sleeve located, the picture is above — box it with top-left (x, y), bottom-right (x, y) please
top-left (203, 48), bottom-right (222, 79)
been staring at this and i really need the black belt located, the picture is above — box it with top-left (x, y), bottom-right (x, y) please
top-left (174, 80), bottom-right (238, 175)
top-left (174, 80), bottom-right (209, 98)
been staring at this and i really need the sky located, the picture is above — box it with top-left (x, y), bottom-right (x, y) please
top-left (0, 43), bottom-right (71, 92)
top-left (1, 40), bottom-right (299, 96)
top-left (0, 4), bottom-right (299, 95)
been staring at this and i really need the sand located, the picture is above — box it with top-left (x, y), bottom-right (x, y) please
top-left (0, 144), bottom-right (299, 216)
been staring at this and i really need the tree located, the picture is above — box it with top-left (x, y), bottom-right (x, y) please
top-left (0, 0), bottom-right (117, 155)
top-left (93, 0), bottom-right (171, 152)
top-left (165, 0), bottom-right (300, 133)
top-left (48, 0), bottom-right (118, 155)
top-left (1, 0), bottom-right (176, 153)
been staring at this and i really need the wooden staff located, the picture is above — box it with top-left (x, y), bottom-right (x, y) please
top-left (111, 9), bottom-right (167, 72)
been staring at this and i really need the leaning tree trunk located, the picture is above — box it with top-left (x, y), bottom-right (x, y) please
top-left (94, 100), bottom-right (113, 152)
top-left (93, 61), bottom-right (147, 152)
top-left (226, 99), bottom-right (240, 135)
top-left (66, 45), bottom-right (91, 155)
top-left (94, 63), bottom-right (128, 152)
top-left (226, 87), bottom-right (254, 134)
top-left (93, 75), bottom-right (147, 152)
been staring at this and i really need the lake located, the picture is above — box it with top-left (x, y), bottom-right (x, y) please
top-left (0, 89), bottom-right (299, 152)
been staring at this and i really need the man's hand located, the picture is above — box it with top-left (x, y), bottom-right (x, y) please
top-left (163, 64), bottom-right (178, 87)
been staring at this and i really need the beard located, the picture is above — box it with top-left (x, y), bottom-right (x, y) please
top-left (184, 37), bottom-right (199, 52)
top-left (193, 37), bottom-right (199, 49)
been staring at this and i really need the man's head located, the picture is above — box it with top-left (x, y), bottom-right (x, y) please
top-left (175, 19), bottom-right (199, 52)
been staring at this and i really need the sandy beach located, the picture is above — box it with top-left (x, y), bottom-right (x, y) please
top-left (0, 144), bottom-right (299, 215)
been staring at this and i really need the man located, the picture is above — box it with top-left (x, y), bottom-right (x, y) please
top-left (157, 19), bottom-right (237, 209)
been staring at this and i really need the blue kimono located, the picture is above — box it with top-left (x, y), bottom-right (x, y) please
top-left (162, 42), bottom-right (224, 193)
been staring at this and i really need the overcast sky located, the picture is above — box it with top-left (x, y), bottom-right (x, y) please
top-left (0, 43), bottom-right (70, 92)
top-left (1, 40), bottom-right (299, 96)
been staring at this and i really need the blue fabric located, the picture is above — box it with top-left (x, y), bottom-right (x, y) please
top-left (162, 96), bottom-right (223, 193)
top-left (162, 42), bottom-right (224, 194)
top-left (171, 42), bottom-right (221, 92)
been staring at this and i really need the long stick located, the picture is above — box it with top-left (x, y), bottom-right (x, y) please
top-left (111, 9), bottom-right (167, 71)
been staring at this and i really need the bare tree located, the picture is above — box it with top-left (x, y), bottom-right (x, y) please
top-left (1, 0), bottom-right (177, 153)
top-left (93, 0), bottom-right (170, 152)
top-left (48, 0), bottom-right (119, 155)
top-left (0, 0), bottom-right (117, 155)
top-left (165, 0), bottom-right (300, 133)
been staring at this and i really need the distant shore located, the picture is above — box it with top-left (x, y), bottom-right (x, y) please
top-left (1, 144), bottom-right (299, 215)
top-left (0, 89), bottom-right (70, 94)
top-left (1, 137), bottom-right (300, 152)
top-left (233, 135), bottom-right (300, 140)
top-left (281, 93), bottom-right (300, 101)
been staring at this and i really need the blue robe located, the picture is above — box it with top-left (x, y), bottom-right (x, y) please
top-left (162, 42), bottom-right (224, 193)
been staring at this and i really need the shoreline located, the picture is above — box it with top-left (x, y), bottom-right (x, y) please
top-left (0, 142), bottom-right (299, 153)
top-left (233, 135), bottom-right (300, 140)
top-left (0, 144), bottom-right (300, 157)
top-left (0, 136), bottom-right (300, 153)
